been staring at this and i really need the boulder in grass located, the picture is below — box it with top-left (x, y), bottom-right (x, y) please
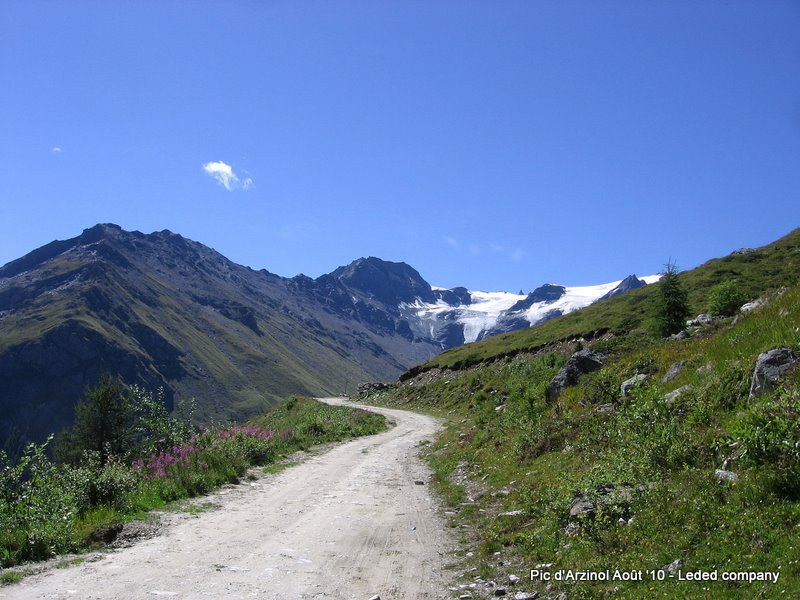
top-left (546, 349), bottom-right (606, 401)
top-left (749, 348), bottom-right (799, 398)
top-left (663, 384), bottom-right (693, 404)
top-left (715, 469), bottom-right (739, 482)
top-left (620, 374), bottom-right (649, 397)
top-left (662, 361), bottom-right (685, 383)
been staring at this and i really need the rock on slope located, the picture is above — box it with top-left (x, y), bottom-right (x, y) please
top-left (0, 225), bottom-right (440, 452)
top-left (0, 224), bottom-right (655, 453)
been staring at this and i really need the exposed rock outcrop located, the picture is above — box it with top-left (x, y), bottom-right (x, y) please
top-left (663, 384), bottom-right (693, 404)
top-left (357, 382), bottom-right (392, 398)
top-left (599, 275), bottom-right (647, 301)
top-left (620, 374), bottom-right (649, 397)
top-left (566, 483), bottom-right (637, 534)
top-left (507, 284), bottom-right (567, 312)
top-left (662, 361), bottom-right (685, 383)
top-left (686, 314), bottom-right (713, 327)
top-left (749, 348), bottom-right (799, 398)
top-left (546, 349), bottom-right (606, 401)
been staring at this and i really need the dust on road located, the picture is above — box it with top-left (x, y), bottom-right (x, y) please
top-left (4, 398), bottom-right (455, 600)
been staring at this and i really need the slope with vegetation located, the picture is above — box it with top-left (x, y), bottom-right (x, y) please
top-left (361, 228), bottom-right (800, 599)
top-left (0, 389), bottom-right (385, 575)
top-left (0, 224), bottom-right (437, 456)
top-left (414, 229), bottom-right (799, 373)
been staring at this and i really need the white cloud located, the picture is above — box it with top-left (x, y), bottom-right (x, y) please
top-left (445, 235), bottom-right (526, 262)
top-left (51, 146), bottom-right (63, 153)
top-left (443, 235), bottom-right (461, 250)
top-left (488, 243), bottom-right (525, 262)
top-left (202, 160), bottom-right (253, 191)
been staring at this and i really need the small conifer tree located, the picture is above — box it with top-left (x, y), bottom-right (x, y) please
top-left (56, 374), bottom-right (134, 465)
top-left (655, 261), bottom-right (690, 337)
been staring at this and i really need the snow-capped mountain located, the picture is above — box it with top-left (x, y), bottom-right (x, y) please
top-left (0, 228), bottom-right (659, 454)
top-left (399, 274), bottom-right (661, 348)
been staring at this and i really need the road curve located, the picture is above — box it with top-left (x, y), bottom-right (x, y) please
top-left (5, 398), bottom-right (453, 600)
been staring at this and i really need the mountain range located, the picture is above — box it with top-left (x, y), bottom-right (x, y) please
top-left (0, 224), bottom-right (655, 452)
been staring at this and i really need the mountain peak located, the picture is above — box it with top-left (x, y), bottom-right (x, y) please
top-left (599, 274), bottom-right (646, 301)
top-left (0, 224), bottom-right (123, 279)
top-left (82, 222), bottom-right (123, 235)
top-left (330, 257), bottom-right (435, 305)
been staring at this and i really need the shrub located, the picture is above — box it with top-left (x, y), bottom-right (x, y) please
top-left (707, 280), bottom-right (746, 317)
top-left (731, 389), bottom-right (800, 497)
top-left (67, 452), bottom-right (140, 513)
top-left (0, 438), bottom-right (77, 565)
top-left (613, 384), bottom-right (700, 475)
top-left (130, 386), bottom-right (195, 457)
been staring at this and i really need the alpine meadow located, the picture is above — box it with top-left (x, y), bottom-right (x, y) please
top-left (1, 2), bottom-right (799, 599)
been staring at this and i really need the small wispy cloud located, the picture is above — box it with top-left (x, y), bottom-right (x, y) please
top-left (443, 235), bottom-right (461, 250)
top-left (443, 235), bottom-right (525, 262)
top-left (202, 160), bottom-right (254, 191)
top-left (51, 146), bottom-right (63, 154)
top-left (487, 243), bottom-right (525, 262)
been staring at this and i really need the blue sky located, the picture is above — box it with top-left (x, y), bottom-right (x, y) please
top-left (1, 1), bottom-right (798, 292)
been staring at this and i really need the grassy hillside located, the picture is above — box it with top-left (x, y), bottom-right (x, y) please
top-left (362, 231), bottom-right (800, 599)
top-left (414, 228), bottom-right (800, 373)
top-left (0, 225), bottom-right (429, 455)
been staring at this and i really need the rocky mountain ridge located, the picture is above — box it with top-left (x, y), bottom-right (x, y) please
top-left (0, 224), bottom-right (654, 452)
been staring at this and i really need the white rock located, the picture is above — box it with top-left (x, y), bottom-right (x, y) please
top-left (715, 469), bottom-right (739, 482)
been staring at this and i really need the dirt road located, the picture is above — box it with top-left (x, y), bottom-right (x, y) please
top-left (5, 398), bottom-right (454, 600)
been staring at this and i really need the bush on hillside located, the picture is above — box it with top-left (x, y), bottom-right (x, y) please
top-left (707, 279), bottom-right (746, 317)
top-left (56, 376), bottom-right (194, 466)
top-left (731, 388), bottom-right (800, 498)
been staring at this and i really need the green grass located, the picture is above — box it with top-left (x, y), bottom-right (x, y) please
top-left (0, 396), bottom-right (386, 570)
top-left (414, 227), bottom-right (800, 374)
top-left (0, 570), bottom-right (24, 585)
top-left (171, 500), bottom-right (216, 516)
top-left (249, 395), bottom-right (387, 447)
top-left (261, 462), bottom-right (294, 475)
top-left (363, 285), bottom-right (800, 599)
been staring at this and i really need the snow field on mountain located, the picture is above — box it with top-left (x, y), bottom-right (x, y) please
top-left (403, 275), bottom-right (660, 344)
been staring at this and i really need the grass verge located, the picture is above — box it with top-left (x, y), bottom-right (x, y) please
top-left (0, 396), bottom-right (385, 576)
top-left (363, 288), bottom-right (800, 599)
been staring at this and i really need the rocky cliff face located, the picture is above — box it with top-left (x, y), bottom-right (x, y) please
top-left (331, 257), bottom-right (436, 306)
top-left (0, 224), bottom-right (655, 454)
top-left (598, 275), bottom-right (647, 300)
top-left (0, 225), bottom-right (440, 454)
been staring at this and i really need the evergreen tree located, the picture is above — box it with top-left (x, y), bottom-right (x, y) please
top-left (55, 374), bottom-right (134, 465)
top-left (655, 260), bottom-right (690, 337)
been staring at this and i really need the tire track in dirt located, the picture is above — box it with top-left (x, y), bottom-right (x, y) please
top-left (4, 398), bottom-right (454, 600)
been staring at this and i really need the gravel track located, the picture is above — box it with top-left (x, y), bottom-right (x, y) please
top-left (4, 398), bottom-right (454, 600)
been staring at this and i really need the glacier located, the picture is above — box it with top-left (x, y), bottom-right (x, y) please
top-left (399, 275), bottom-right (661, 348)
